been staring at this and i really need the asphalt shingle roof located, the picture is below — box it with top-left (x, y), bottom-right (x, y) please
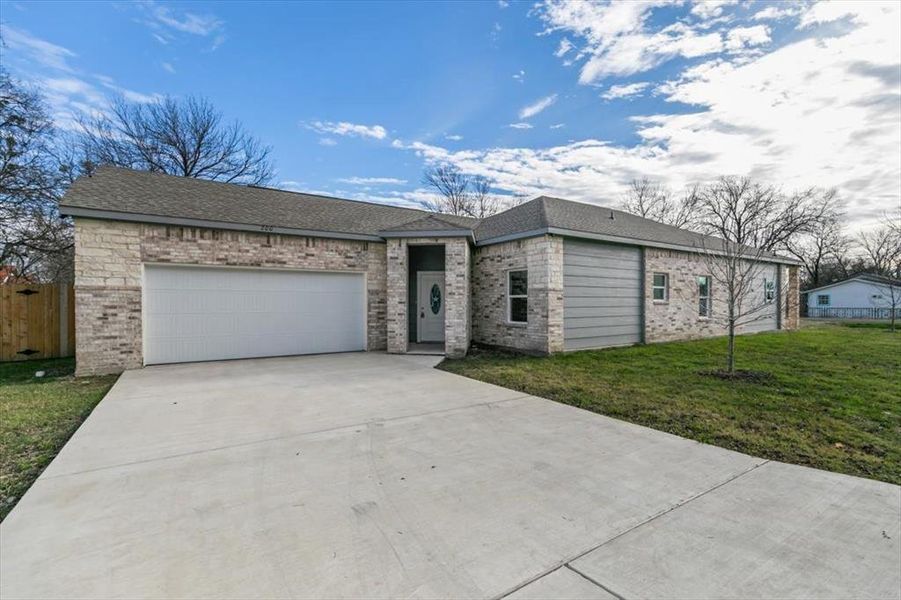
top-left (59, 167), bottom-right (794, 262)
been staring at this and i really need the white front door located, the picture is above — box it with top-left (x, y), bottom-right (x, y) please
top-left (417, 271), bottom-right (445, 343)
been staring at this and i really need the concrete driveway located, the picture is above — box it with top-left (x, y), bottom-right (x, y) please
top-left (1, 353), bottom-right (898, 599)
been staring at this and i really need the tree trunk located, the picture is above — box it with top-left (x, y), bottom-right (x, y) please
top-left (727, 320), bottom-right (736, 373)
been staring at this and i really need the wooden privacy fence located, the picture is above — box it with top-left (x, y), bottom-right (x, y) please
top-left (0, 284), bottom-right (75, 362)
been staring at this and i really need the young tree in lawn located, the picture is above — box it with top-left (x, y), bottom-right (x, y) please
top-left (692, 177), bottom-right (831, 374)
top-left (422, 165), bottom-right (504, 218)
top-left (868, 278), bottom-right (901, 332)
top-left (619, 177), bottom-right (700, 229)
top-left (78, 95), bottom-right (274, 185)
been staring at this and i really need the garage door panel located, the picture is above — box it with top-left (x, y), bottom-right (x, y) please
top-left (144, 266), bottom-right (365, 365)
top-left (563, 240), bottom-right (642, 351)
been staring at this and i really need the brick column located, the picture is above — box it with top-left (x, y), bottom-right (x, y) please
top-left (785, 265), bottom-right (801, 330)
top-left (74, 219), bottom-right (144, 376)
top-left (545, 235), bottom-right (565, 353)
top-left (444, 238), bottom-right (471, 358)
top-left (386, 239), bottom-right (408, 353)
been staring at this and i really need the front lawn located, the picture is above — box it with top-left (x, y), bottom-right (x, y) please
top-left (0, 359), bottom-right (117, 521)
top-left (440, 323), bottom-right (901, 485)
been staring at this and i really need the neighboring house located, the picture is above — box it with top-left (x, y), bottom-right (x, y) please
top-left (803, 275), bottom-right (901, 319)
top-left (59, 167), bottom-right (801, 376)
top-left (0, 266), bottom-right (32, 284)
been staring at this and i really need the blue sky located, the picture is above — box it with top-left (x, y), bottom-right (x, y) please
top-left (1, 1), bottom-right (899, 228)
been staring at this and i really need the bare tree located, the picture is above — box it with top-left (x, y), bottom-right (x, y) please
top-left (619, 178), bottom-right (700, 229)
top-left (859, 220), bottom-right (901, 279)
top-left (784, 192), bottom-right (850, 288)
top-left (868, 278), bottom-right (901, 332)
top-left (79, 95), bottom-right (274, 185)
top-left (694, 177), bottom-right (832, 253)
top-left (688, 177), bottom-right (829, 374)
top-left (0, 68), bottom-right (73, 281)
top-left (422, 165), bottom-right (504, 218)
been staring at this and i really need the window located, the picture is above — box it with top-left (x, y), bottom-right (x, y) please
top-left (764, 278), bottom-right (776, 304)
top-left (698, 275), bottom-right (711, 318)
top-left (652, 273), bottom-right (669, 301)
top-left (817, 294), bottom-right (830, 306)
top-left (507, 270), bottom-right (528, 324)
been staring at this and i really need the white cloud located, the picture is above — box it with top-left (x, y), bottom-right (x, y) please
top-left (319, 138), bottom-right (338, 146)
top-left (518, 93), bottom-right (558, 119)
top-left (513, 69), bottom-right (526, 82)
top-left (601, 81), bottom-right (650, 100)
top-left (550, 123), bottom-right (566, 129)
top-left (536, 1), bottom-right (727, 82)
top-left (161, 62), bottom-right (176, 74)
top-left (136, 1), bottom-right (225, 49)
top-left (508, 122), bottom-right (534, 129)
top-left (0, 27), bottom-right (159, 130)
top-left (305, 121), bottom-right (388, 140)
top-left (151, 4), bottom-right (223, 36)
top-left (555, 37), bottom-right (575, 57)
top-left (337, 176), bottom-right (408, 185)
top-left (498, 0), bottom-right (509, 8)
top-left (395, 2), bottom-right (901, 229)
top-left (0, 25), bottom-right (76, 71)
top-left (752, 5), bottom-right (802, 22)
top-left (690, 0), bottom-right (738, 21)
top-left (445, 134), bottom-right (464, 141)
top-left (725, 25), bottom-right (770, 51)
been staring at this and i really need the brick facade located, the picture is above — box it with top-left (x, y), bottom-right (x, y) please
top-left (74, 218), bottom-right (388, 375)
top-left (471, 235), bottom-right (564, 354)
top-left (644, 247), bottom-right (799, 344)
top-left (74, 216), bottom-right (801, 375)
top-left (385, 237), bottom-right (471, 358)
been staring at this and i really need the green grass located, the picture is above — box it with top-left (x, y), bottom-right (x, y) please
top-left (0, 359), bottom-right (117, 521)
top-left (440, 323), bottom-right (901, 485)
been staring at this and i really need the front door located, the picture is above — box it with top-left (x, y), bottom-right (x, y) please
top-left (417, 271), bottom-right (445, 343)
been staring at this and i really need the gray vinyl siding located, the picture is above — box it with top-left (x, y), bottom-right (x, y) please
top-left (563, 239), bottom-right (642, 350)
top-left (742, 263), bottom-right (779, 333)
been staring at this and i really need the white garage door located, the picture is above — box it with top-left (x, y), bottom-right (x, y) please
top-left (143, 265), bottom-right (366, 365)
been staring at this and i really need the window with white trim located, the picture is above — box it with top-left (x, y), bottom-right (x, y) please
top-left (698, 275), bottom-right (712, 318)
top-left (817, 294), bottom-right (830, 306)
top-left (764, 278), bottom-right (776, 304)
top-left (507, 269), bottom-right (528, 324)
top-left (652, 273), bottom-right (669, 301)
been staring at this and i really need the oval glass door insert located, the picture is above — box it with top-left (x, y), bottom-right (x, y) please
top-left (430, 284), bottom-right (442, 314)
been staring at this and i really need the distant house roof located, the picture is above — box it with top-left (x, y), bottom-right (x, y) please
top-left (804, 274), bottom-right (901, 295)
top-left (59, 167), bottom-right (797, 263)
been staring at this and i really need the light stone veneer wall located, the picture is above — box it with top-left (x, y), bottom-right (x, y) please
top-left (644, 247), bottom-right (799, 343)
top-left (471, 235), bottom-right (564, 354)
top-left (74, 218), bottom-right (388, 376)
top-left (386, 237), bottom-right (471, 358)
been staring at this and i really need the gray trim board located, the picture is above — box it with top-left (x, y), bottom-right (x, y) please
top-left (379, 229), bottom-right (475, 241)
top-left (59, 206), bottom-right (386, 242)
top-left (474, 226), bottom-right (800, 266)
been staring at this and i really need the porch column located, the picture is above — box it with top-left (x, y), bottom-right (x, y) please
top-left (386, 239), bottom-right (408, 353)
top-left (444, 238), bottom-right (471, 358)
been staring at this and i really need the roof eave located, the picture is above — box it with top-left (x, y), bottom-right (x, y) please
top-left (60, 206), bottom-right (386, 243)
top-left (476, 226), bottom-right (801, 265)
top-left (378, 229), bottom-right (475, 242)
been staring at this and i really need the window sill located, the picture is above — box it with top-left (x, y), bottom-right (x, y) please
top-left (506, 321), bottom-right (528, 328)
top-left (652, 300), bottom-right (669, 304)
